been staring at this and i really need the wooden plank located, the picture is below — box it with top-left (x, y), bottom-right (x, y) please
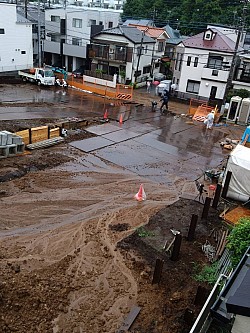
top-left (15, 129), bottom-right (29, 145)
top-left (50, 128), bottom-right (60, 138)
top-left (223, 206), bottom-right (250, 225)
top-left (117, 306), bottom-right (141, 333)
top-left (219, 207), bottom-right (230, 219)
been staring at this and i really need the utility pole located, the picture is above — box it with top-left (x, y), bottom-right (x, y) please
top-left (222, 2), bottom-right (248, 106)
top-left (135, 29), bottom-right (146, 83)
top-left (38, 0), bottom-right (42, 67)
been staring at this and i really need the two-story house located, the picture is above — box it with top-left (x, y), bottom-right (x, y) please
top-left (44, 7), bottom-right (122, 71)
top-left (0, 3), bottom-right (33, 73)
top-left (89, 25), bottom-right (155, 84)
top-left (173, 26), bottom-right (244, 105)
top-left (127, 24), bottom-right (169, 78)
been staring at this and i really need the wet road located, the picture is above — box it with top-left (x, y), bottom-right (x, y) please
top-left (0, 84), bottom-right (227, 183)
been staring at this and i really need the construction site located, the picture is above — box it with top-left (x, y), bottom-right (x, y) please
top-left (0, 82), bottom-right (249, 333)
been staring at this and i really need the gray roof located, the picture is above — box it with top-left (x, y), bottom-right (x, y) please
top-left (123, 19), bottom-right (155, 27)
top-left (94, 26), bottom-right (155, 44)
top-left (16, 12), bottom-right (32, 24)
top-left (17, 6), bottom-right (45, 25)
top-left (163, 24), bottom-right (186, 45)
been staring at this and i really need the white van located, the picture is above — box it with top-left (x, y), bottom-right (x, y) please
top-left (157, 80), bottom-right (172, 96)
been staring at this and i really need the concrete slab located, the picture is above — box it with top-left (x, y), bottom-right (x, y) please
top-left (102, 129), bottom-right (140, 143)
top-left (134, 134), bottom-right (196, 159)
top-left (70, 137), bottom-right (114, 152)
top-left (86, 123), bottom-right (122, 135)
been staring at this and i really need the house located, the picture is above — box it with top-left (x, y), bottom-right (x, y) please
top-left (173, 25), bottom-right (244, 105)
top-left (17, 4), bottom-right (45, 67)
top-left (211, 246), bottom-right (250, 333)
top-left (89, 25), bottom-right (155, 84)
top-left (127, 24), bottom-right (169, 78)
top-left (43, 6), bottom-right (122, 71)
top-left (233, 53), bottom-right (250, 92)
top-left (162, 24), bottom-right (186, 81)
top-left (0, 3), bottom-right (33, 73)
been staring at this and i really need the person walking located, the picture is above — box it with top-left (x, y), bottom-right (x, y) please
top-left (159, 93), bottom-right (169, 114)
top-left (146, 80), bottom-right (151, 93)
top-left (204, 110), bottom-right (215, 129)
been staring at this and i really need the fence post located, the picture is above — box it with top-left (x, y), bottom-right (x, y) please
top-left (152, 258), bottom-right (164, 285)
top-left (202, 197), bottom-right (212, 219)
top-left (221, 171), bottom-right (232, 199)
top-left (171, 234), bottom-right (182, 261)
top-left (212, 184), bottom-right (222, 208)
top-left (187, 214), bottom-right (198, 241)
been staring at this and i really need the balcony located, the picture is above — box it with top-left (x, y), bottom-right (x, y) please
top-left (44, 40), bottom-right (61, 54)
top-left (89, 44), bottom-right (132, 63)
top-left (201, 66), bottom-right (229, 82)
top-left (63, 43), bottom-right (87, 58)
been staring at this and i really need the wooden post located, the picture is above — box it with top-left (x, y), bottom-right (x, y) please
top-left (152, 259), bottom-right (164, 285)
top-left (201, 197), bottom-right (211, 219)
top-left (212, 184), bottom-right (222, 208)
top-left (187, 214), bottom-right (198, 241)
top-left (28, 128), bottom-right (32, 144)
top-left (170, 234), bottom-right (182, 261)
top-left (221, 171), bottom-right (232, 199)
top-left (194, 286), bottom-right (209, 306)
top-left (48, 126), bottom-right (50, 139)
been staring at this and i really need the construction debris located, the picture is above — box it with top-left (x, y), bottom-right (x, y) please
top-left (219, 138), bottom-right (240, 150)
top-left (0, 131), bottom-right (25, 158)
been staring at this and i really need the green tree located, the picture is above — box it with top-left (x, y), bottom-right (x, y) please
top-left (226, 218), bottom-right (250, 267)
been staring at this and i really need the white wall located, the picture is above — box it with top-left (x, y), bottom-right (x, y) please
top-left (0, 4), bottom-right (33, 72)
top-left (175, 46), bottom-right (232, 99)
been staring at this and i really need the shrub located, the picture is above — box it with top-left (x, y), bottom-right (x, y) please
top-left (226, 217), bottom-right (250, 267)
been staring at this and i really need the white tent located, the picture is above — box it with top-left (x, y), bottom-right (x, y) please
top-left (223, 144), bottom-right (250, 202)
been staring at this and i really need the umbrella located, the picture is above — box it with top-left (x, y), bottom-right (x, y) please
top-left (152, 81), bottom-right (160, 86)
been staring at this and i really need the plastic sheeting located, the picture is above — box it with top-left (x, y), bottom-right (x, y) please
top-left (223, 144), bottom-right (250, 202)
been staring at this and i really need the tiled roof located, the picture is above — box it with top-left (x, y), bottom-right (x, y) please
top-left (128, 24), bottom-right (166, 39)
top-left (183, 28), bottom-right (243, 53)
top-left (95, 26), bottom-right (155, 44)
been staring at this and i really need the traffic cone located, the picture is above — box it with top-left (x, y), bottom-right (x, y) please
top-left (119, 114), bottom-right (123, 125)
top-left (103, 109), bottom-right (108, 119)
top-left (134, 184), bottom-right (146, 201)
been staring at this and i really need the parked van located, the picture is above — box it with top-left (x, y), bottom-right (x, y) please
top-left (156, 80), bottom-right (172, 96)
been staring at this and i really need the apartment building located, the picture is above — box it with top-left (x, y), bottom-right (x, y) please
top-left (44, 6), bottom-right (122, 71)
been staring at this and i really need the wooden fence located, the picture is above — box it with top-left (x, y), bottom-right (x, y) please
top-left (15, 126), bottom-right (60, 145)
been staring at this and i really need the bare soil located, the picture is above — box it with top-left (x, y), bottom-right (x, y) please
top-left (0, 86), bottom-right (228, 333)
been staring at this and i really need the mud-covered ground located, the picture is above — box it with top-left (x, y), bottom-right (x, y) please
top-left (0, 84), bottom-right (235, 333)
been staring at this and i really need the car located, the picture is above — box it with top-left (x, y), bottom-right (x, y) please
top-left (157, 80), bottom-right (172, 96)
top-left (72, 66), bottom-right (85, 78)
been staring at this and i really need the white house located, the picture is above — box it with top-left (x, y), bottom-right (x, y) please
top-left (0, 3), bottom-right (33, 73)
top-left (173, 26), bottom-right (244, 105)
top-left (89, 25), bottom-right (156, 84)
top-left (44, 6), bottom-right (122, 71)
top-left (67, 0), bottom-right (125, 10)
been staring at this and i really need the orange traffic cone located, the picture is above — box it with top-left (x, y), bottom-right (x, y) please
top-left (134, 184), bottom-right (146, 201)
top-left (103, 109), bottom-right (108, 119)
top-left (119, 114), bottom-right (123, 124)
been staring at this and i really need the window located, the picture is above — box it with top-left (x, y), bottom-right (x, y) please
top-left (99, 21), bottom-right (103, 25)
top-left (21, 51), bottom-right (26, 54)
top-left (72, 18), bottom-right (82, 28)
top-left (194, 57), bottom-right (198, 67)
top-left (51, 15), bottom-right (60, 23)
top-left (108, 22), bottom-right (113, 28)
top-left (205, 33), bottom-right (211, 39)
top-left (178, 53), bottom-right (183, 71)
top-left (51, 34), bottom-right (60, 42)
top-left (143, 66), bottom-right (151, 74)
top-left (72, 37), bottom-right (82, 46)
top-left (0, 28), bottom-right (5, 34)
top-left (212, 69), bottom-right (218, 76)
top-left (89, 19), bottom-right (96, 26)
top-left (158, 41), bottom-right (164, 52)
top-left (186, 80), bottom-right (200, 94)
top-left (175, 53), bottom-right (179, 70)
top-left (187, 56), bottom-right (191, 66)
top-left (207, 55), bottom-right (223, 69)
top-left (137, 46), bottom-right (144, 56)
